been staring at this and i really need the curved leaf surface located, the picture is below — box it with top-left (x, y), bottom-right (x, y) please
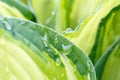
top-left (0, 17), bottom-right (96, 80)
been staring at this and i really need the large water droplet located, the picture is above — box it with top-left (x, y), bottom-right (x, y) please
top-left (62, 44), bottom-right (73, 55)
top-left (3, 21), bottom-right (11, 30)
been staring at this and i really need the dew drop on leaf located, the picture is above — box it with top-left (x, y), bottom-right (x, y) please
top-left (61, 44), bottom-right (73, 55)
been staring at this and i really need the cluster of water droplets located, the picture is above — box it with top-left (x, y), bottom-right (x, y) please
top-left (42, 33), bottom-right (62, 66)
top-left (62, 28), bottom-right (74, 35)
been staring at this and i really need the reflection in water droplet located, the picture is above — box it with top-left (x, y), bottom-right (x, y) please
top-left (3, 21), bottom-right (11, 30)
top-left (42, 33), bottom-right (49, 47)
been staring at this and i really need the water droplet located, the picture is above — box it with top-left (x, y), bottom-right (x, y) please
top-left (55, 58), bottom-right (61, 66)
top-left (42, 33), bottom-right (49, 47)
top-left (62, 44), bottom-right (73, 55)
top-left (3, 21), bottom-right (11, 30)
top-left (62, 44), bottom-right (72, 51)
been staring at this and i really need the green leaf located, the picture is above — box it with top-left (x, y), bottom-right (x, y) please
top-left (101, 41), bottom-right (120, 80)
top-left (95, 38), bottom-right (120, 80)
top-left (65, 0), bottom-right (120, 54)
top-left (2, 0), bottom-right (36, 21)
top-left (0, 17), bottom-right (96, 80)
top-left (31, 0), bottom-right (102, 32)
top-left (89, 5), bottom-right (120, 63)
top-left (0, 1), bottom-right (26, 19)
top-left (31, 0), bottom-right (56, 24)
